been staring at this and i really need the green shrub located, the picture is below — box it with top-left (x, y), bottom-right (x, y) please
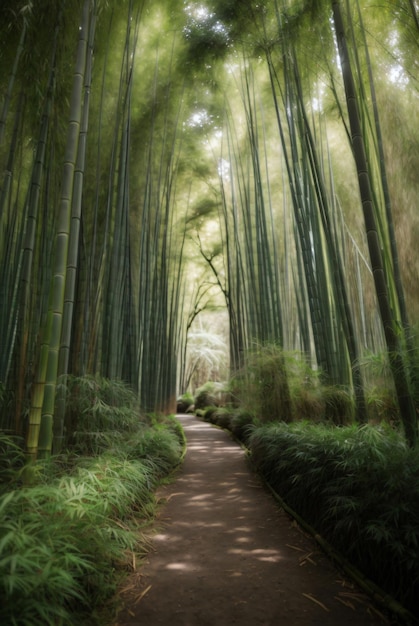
top-left (213, 407), bottom-right (234, 430)
top-left (322, 386), bottom-right (355, 425)
top-left (0, 434), bottom-right (25, 493)
top-left (248, 422), bottom-right (419, 613)
top-left (229, 345), bottom-right (330, 423)
top-left (0, 379), bottom-right (184, 626)
top-left (123, 425), bottom-right (183, 474)
top-left (228, 344), bottom-right (291, 421)
top-left (230, 409), bottom-right (258, 443)
top-left (366, 385), bottom-right (400, 425)
top-left (194, 382), bottom-right (221, 410)
top-left (291, 384), bottom-right (324, 421)
top-left (64, 375), bottom-right (142, 454)
top-left (176, 392), bottom-right (194, 413)
top-left (0, 432), bottom-right (182, 626)
top-left (202, 405), bottom-right (218, 422)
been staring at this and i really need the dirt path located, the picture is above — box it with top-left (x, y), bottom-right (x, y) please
top-left (114, 415), bottom-right (394, 626)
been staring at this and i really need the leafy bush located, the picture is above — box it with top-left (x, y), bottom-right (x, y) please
top-left (248, 422), bottom-right (419, 613)
top-left (123, 422), bottom-right (183, 473)
top-left (366, 385), bottom-right (400, 425)
top-left (229, 345), bottom-right (350, 424)
top-left (322, 386), bottom-right (354, 425)
top-left (0, 433), bottom-right (183, 626)
top-left (194, 382), bottom-right (223, 410)
top-left (0, 434), bottom-right (25, 493)
top-left (202, 405), bottom-right (219, 422)
top-left (64, 375), bottom-right (142, 454)
top-left (212, 407), bottom-right (234, 430)
top-left (0, 378), bottom-right (184, 626)
top-left (229, 409), bottom-right (258, 443)
top-left (176, 392), bottom-right (194, 413)
top-left (231, 344), bottom-right (292, 422)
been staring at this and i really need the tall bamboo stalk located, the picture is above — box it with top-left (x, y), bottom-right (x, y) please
top-left (332, 0), bottom-right (417, 445)
top-left (26, 0), bottom-right (92, 460)
top-left (14, 35), bottom-right (58, 434)
top-left (0, 18), bottom-right (27, 146)
top-left (53, 6), bottom-right (96, 453)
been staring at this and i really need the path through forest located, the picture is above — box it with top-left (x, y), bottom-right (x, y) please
top-left (114, 415), bottom-right (395, 626)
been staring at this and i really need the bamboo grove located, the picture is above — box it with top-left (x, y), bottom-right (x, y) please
top-left (0, 0), bottom-right (418, 456)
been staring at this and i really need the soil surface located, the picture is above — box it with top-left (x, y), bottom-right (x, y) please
top-left (114, 415), bottom-right (397, 626)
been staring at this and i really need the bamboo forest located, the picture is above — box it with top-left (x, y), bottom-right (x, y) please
top-left (1, 0), bottom-right (419, 624)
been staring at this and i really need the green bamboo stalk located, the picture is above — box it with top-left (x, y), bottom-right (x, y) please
top-left (218, 112), bottom-right (247, 372)
top-left (136, 38), bottom-right (186, 412)
top-left (88, 8), bottom-right (128, 376)
top-left (101, 1), bottom-right (141, 383)
top-left (0, 18), bottom-right (27, 146)
top-left (26, 0), bottom-right (91, 461)
top-left (265, 48), bottom-right (330, 376)
top-left (292, 59), bottom-right (366, 419)
top-left (53, 6), bottom-right (96, 453)
top-left (75, 8), bottom-right (116, 378)
top-left (408, 0), bottom-right (419, 30)
top-left (332, 0), bottom-right (417, 445)
top-left (0, 92), bottom-right (25, 389)
top-left (354, 0), bottom-right (415, 375)
top-left (11, 13), bottom-right (61, 436)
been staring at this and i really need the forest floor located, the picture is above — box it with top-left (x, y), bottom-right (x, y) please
top-left (113, 414), bottom-right (400, 626)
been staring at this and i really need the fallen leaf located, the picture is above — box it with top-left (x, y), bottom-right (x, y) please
top-left (335, 595), bottom-right (356, 610)
top-left (302, 593), bottom-right (330, 612)
top-left (286, 544), bottom-right (305, 552)
top-left (134, 584), bottom-right (152, 605)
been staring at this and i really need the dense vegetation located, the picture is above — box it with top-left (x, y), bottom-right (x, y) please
top-left (194, 344), bottom-right (419, 621)
top-left (1, 0), bottom-right (419, 623)
top-left (0, 376), bottom-right (184, 625)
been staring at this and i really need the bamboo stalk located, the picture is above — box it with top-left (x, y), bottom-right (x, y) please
top-left (332, 0), bottom-right (417, 445)
top-left (26, 0), bottom-right (92, 460)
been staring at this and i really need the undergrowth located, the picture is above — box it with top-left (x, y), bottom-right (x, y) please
top-left (248, 421), bottom-right (419, 615)
top-left (0, 377), bottom-right (184, 626)
top-left (193, 343), bottom-right (419, 618)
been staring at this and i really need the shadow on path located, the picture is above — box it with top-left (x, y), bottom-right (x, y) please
top-left (114, 415), bottom-right (391, 626)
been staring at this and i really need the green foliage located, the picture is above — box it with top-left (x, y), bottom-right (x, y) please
top-left (229, 409), bottom-right (259, 443)
top-left (63, 375), bottom-right (144, 455)
top-left (183, 4), bottom-right (230, 64)
top-left (282, 352), bottom-right (324, 421)
top-left (230, 345), bottom-right (356, 424)
top-left (194, 381), bottom-right (224, 410)
top-left (1, 481), bottom-right (116, 625)
top-left (322, 386), bottom-right (355, 425)
top-left (0, 433), bottom-right (25, 493)
top-left (201, 404), bottom-right (258, 443)
top-left (202, 404), bottom-right (219, 422)
top-left (211, 407), bottom-right (234, 430)
top-left (365, 385), bottom-right (400, 426)
top-left (248, 421), bottom-right (419, 612)
top-left (0, 433), bottom-right (182, 625)
top-left (0, 379), bottom-right (184, 625)
top-left (176, 391), bottom-right (194, 413)
top-left (121, 423), bottom-right (184, 475)
top-left (231, 344), bottom-right (292, 422)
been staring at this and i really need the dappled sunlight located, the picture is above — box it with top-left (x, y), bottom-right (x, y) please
top-left (117, 416), bottom-right (386, 626)
top-left (228, 547), bottom-right (283, 563)
top-left (190, 493), bottom-right (215, 501)
top-left (144, 416), bottom-right (290, 582)
top-left (165, 561), bottom-right (199, 572)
